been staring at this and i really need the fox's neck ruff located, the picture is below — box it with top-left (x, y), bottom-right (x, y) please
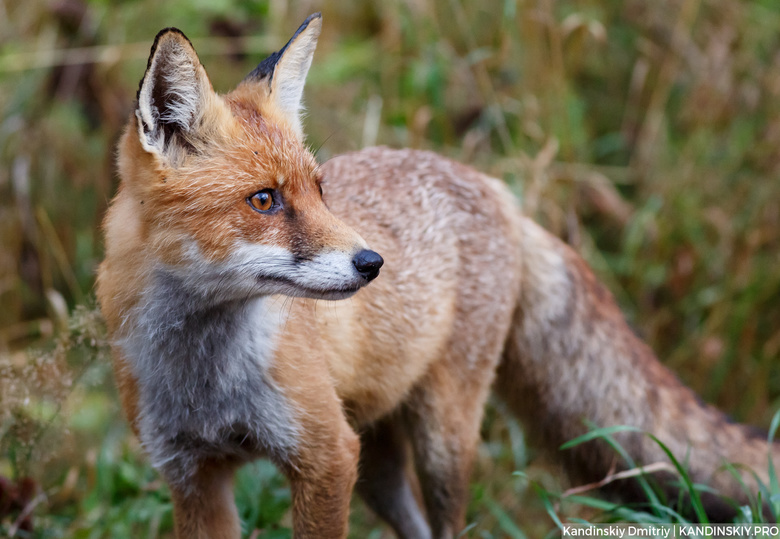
top-left (117, 268), bottom-right (300, 488)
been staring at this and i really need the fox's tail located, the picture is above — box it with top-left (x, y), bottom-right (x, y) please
top-left (495, 216), bottom-right (779, 520)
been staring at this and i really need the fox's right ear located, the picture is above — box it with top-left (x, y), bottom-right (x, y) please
top-left (135, 28), bottom-right (213, 163)
top-left (242, 13), bottom-right (322, 139)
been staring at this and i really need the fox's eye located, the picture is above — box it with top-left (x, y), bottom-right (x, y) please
top-left (248, 190), bottom-right (275, 213)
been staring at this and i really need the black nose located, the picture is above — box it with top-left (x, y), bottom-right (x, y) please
top-left (352, 249), bottom-right (384, 282)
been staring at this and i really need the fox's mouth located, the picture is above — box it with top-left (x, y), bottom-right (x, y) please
top-left (257, 274), bottom-right (363, 300)
top-left (231, 245), bottom-right (375, 300)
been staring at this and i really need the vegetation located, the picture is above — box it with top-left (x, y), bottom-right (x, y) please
top-left (1, 0), bottom-right (780, 536)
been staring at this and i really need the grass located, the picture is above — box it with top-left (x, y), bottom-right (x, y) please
top-left (2, 0), bottom-right (780, 536)
top-left (540, 421), bottom-right (780, 531)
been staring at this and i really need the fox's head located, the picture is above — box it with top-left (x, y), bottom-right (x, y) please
top-left (115, 14), bottom-right (382, 302)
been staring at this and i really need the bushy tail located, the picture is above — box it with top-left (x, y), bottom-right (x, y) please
top-left (495, 216), bottom-right (779, 520)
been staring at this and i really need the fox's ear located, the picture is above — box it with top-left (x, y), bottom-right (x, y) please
top-left (136, 28), bottom-right (213, 162)
top-left (243, 13), bottom-right (322, 137)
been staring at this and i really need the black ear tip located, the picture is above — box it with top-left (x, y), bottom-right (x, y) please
top-left (244, 12), bottom-right (322, 84)
top-left (297, 12), bottom-right (322, 33)
top-left (138, 27), bottom-right (195, 102)
top-left (145, 27), bottom-right (194, 76)
top-left (154, 27), bottom-right (188, 41)
top-left (149, 28), bottom-right (192, 57)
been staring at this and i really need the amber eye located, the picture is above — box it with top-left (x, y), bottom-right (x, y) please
top-left (248, 190), bottom-right (275, 213)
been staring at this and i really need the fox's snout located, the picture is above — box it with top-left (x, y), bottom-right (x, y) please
top-left (352, 249), bottom-right (383, 282)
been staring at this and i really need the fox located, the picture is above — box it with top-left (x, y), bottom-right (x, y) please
top-left (96, 12), bottom-right (780, 539)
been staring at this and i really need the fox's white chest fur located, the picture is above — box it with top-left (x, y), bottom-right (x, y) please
top-left (118, 269), bottom-right (299, 489)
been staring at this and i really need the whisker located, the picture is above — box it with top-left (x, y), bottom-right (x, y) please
top-left (311, 117), bottom-right (360, 159)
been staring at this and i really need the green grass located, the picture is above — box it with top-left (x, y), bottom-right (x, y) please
top-left (539, 421), bottom-right (780, 529)
top-left (2, 0), bottom-right (780, 536)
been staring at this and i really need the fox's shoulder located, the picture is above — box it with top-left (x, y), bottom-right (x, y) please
top-left (323, 146), bottom-right (486, 183)
top-left (321, 146), bottom-right (518, 218)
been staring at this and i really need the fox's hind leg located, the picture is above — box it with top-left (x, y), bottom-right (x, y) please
top-left (356, 416), bottom-right (432, 539)
top-left (402, 361), bottom-right (493, 539)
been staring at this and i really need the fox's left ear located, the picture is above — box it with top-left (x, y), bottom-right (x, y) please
top-left (136, 28), bottom-right (215, 163)
top-left (243, 13), bottom-right (322, 138)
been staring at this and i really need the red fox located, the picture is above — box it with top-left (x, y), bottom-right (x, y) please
top-left (96, 13), bottom-right (779, 539)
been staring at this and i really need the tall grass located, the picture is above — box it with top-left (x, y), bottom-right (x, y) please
top-left (1, 0), bottom-right (780, 536)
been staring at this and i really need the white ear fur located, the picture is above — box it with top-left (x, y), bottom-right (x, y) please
top-left (270, 14), bottom-right (321, 135)
top-left (244, 13), bottom-right (322, 138)
top-left (136, 29), bottom-right (211, 160)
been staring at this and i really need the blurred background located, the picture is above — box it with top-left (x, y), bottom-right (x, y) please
top-left (1, 0), bottom-right (780, 536)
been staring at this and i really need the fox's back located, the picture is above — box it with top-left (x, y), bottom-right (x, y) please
top-left (278, 147), bottom-right (524, 425)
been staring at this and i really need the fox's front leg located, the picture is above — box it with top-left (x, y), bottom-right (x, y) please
top-left (272, 352), bottom-right (360, 538)
top-left (164, 362), bottom-right (358, 539)
top-left (170, 459), bottom-right (241, 539)
top-left (281, 419), bottom-right (359, 538)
